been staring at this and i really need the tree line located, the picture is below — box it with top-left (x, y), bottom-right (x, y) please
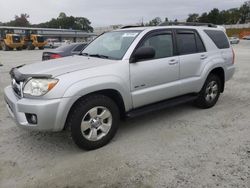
top-left (0, 1), bottom-right (249, 30)
top-left (0, 12), bottom-right (93, 32)
top-left (146, 1), bottom-right (250, 26)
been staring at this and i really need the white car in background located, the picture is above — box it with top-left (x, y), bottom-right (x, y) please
top-left (45, 39), bottom-right (71, 48)
top-left (242, 35), bottom-right (250, 40)
top-left (229, 37), bottom-right (240, 44)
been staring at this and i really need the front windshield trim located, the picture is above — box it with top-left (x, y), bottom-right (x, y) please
top-left (81, 30), bottom-right (142, 60)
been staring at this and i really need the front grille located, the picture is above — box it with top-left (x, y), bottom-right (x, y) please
top-left (12, 79), bottom-right (22, 97)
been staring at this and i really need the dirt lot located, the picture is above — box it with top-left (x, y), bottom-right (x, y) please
top-left (0, 43), bottom-right (249, 188)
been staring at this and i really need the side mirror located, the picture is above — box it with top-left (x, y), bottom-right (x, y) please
top-left (130, 47), bottom-right (155, 63)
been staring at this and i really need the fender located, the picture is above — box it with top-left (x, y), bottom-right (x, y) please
top-left (63, 75), bottom-right (133, 111)
top-left (198, 56), bottom-right (226, 91)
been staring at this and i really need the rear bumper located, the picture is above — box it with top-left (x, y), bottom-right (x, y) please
top-left (4, 86), bottom-right (69, 132)
top-left (225, 65), bottom-right (235, 81)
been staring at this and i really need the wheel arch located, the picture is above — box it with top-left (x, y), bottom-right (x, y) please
top-left (63, 89), bottom-right (126, 130)
top-left (209, 67), bottom-right (225, 92)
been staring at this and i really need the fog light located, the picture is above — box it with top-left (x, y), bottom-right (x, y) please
top-left (25, 113), bottom-right (37, 124)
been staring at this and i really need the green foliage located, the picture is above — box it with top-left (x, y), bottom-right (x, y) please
top-left (2, 12), bottom-right (93, 32)
top-left (5, 13), bottom-right (30, 27)
top-left (145, 17), bottom-right (162, 26)
top-left (35, 13), bottom-right (93, 32)
top-left (239, 1), bottom-right (250, 23)
top-left (188, 1), bottom-right (250, 24)
top-left (187, 13), bottom-right (199, 22)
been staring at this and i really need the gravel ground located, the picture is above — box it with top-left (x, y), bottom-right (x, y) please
top-left (0, 42), bottom-right (249, 188)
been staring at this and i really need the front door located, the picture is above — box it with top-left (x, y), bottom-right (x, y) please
top-left (130, 30), bottom-right (180, 108)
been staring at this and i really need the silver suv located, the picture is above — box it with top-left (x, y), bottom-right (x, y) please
top-left (4, 25), bottom-right (235, 150)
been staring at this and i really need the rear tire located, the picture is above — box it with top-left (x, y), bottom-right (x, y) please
top-left (38, 46), bottom-right (44, 50)
top-left (66, 94), bottom-right (120, 150)
top-left (16, 47), bottom-right (22, 51)
top-left (194, 74), bottom-right (222, 109)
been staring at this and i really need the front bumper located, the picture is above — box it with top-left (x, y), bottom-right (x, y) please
top-left (4, 86), bottom-right (68, 131)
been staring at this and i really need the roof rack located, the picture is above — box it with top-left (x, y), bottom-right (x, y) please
top-left (120, 25), bottom-right (143, 29)
top-left (159, 22), bottom-right (217, 28)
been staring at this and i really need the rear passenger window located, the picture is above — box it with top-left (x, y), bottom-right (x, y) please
top-left (195, 33), bottom-right (206, 53)
top-left (141, 33), bottom-right (173, 59)
top-left (204, 30), bottom-right (230, 49)
top-left (177, 32), bottom-right (197, 55)
top-left (176, 30), bottom-right (206, 55)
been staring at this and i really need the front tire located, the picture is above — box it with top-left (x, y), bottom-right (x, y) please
top-left (28, 45), bottom-right (35, 50)
top-left (194, 74), bottom-right (221, 109)
top-left (66, 95), bottom-right (120, 150)
top-left (2, 42), bottom-right (9, 51)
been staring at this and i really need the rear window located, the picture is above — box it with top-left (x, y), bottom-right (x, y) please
top-left (73, 43), bottom-right (87, 52)
top-left (204, 30), bottom-right (230, 49)
top-left (56, 44), bottom-right (77, 51)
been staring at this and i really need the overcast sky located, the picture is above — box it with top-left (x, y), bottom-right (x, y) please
top-left (0, 0), bottom-right (246, 27)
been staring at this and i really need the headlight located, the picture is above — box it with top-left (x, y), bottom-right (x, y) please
top-left (23, 78), bottom-right (59, 96)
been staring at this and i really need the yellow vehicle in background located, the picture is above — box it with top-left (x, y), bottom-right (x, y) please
top-left (0, 29), bottom-right (23, 51)
top-left (22, 30), bottom-right (47, 50)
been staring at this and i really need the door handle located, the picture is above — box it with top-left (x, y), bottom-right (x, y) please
top-left (169, 59), bottom-right (178, 65)
top-left (200, 54), bottom-right (207, 60)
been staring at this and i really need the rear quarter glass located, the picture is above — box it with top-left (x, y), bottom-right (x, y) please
top-left (204, 30), bottom-right (230, 49)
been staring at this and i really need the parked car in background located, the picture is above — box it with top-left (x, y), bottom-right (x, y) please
top-left (45, 39), bottom-right (61, 48)
top-left (242, 35), bottom-right (250, 40)
top-left (229, 37), bottom-right (240, 44)
top-left (42, 43), bottom-right (87, 61)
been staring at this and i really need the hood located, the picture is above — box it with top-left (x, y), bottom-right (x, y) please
top-left (18, 55), bottom-right (117, 77)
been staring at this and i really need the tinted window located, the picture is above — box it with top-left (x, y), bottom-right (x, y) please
top-left (204, 30), bottom-right (230, 49)
top-left (12, 36), bottom-right (21, 43)
top-left (73, 44), bottom-right (87, 52)
top-left (55, 44), bottom-right (76, 51)
top-left (177, 33), bottom-right (197, 55)
top-left (37, 36), bottom-right (44, 43)
top-left (140, 33), bottom-right (173, 59)
top-left (195, 33), bottom-right (206, 52)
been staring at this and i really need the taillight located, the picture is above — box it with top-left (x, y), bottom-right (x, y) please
top-left (232, 48), bottom-right (235, 64)
top-left (50, 54), bottom-right (62, 59)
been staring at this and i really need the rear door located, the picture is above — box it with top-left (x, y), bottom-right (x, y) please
top-left (175, 29), bottom-right (207, 93)
top-left (130, 29), bottom-right (180, 108)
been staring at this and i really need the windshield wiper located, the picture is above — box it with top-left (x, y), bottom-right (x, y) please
top-left (80, 52), bottom-right (89, 56)
top-left (89, 54), bottom-right (110, 59)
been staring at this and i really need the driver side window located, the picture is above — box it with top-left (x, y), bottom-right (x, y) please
top-left (140, 33), bottom-right (174, 59)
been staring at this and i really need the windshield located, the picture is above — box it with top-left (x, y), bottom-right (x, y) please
top-left (82, 30), bottom-right (141, 60)
top-left (12, 35), bottom-right (21, 43)
top-left (37, 36), bottom-right (44, 43)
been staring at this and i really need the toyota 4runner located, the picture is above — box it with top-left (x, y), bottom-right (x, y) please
top-left (4, 25), bottom-right (235, 150)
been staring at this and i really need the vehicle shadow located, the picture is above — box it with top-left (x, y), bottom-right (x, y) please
top-left (11, 102), bottom-right (198, 155)
top-left (118, 102), bottom-right (197, 134)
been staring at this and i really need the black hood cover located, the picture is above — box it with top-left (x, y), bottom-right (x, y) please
top-left (10, 64), bottom-right (52, 82)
